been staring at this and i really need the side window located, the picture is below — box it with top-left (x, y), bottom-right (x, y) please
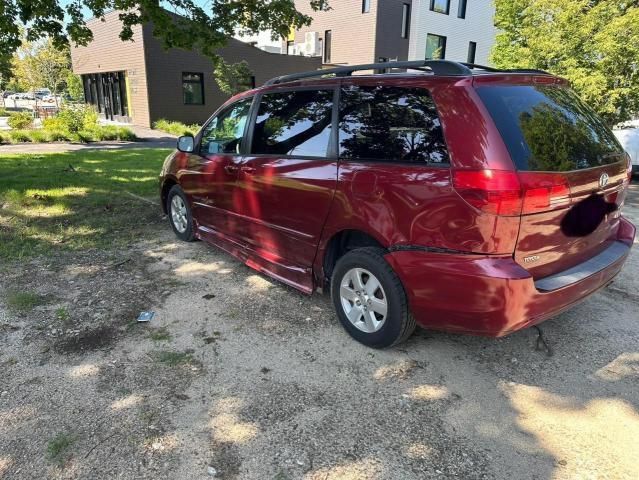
top-left (251, 89), bottom-right (334, 157)
top-left (200, 98), bottom-right (252, 155)
top-left (338, 85), bottom-right (450, 164)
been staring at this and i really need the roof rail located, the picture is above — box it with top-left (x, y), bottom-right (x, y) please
top-left (264, 60), bottom-right (473, 86)
top-left (461, 62), bottom-right (551, 75)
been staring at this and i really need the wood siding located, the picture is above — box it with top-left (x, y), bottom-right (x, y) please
top-left (71, 11), bottom-right (321, 127)
top-left (291, 0), bottom-right (380, 65)
top-left (142, 25), bottom-right (321, 126)
top-left (70, 11), bottom-right (151, 126)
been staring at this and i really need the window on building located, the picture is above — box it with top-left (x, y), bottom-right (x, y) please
top-left (200, 98), bottom-right (252, 155)
top-left (182, 72), bottom-right (204, 105)
top-left (429, 0), bottom-right (450, 15)
top-left (467, 41), bottom-right (477, 63)
top-left (251, 89), bottom-right (334, 157)
top-left (362, 0), bottom-right (371, 13)
top-left (338, 85), bottom-right (450, 164)
top-left (324, 30), bottom-right (332, 63)
top-left (425, 34), bottom-right (447, 59)
top-left (401, 3), bottom-right (411, 39)
top-left (458, 0), bottom-right (468, 18)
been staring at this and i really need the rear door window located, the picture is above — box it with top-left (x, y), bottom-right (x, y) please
top-left (338, 85), bottom-right (449, 164)
top-left (250, 89), bottom-right (334, 157)
top-left (477, 85), bottom-right (624, 171)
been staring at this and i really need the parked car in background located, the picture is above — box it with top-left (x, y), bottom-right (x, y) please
top-left (614, 125), bottom-right (639, 176)
top-left (34, 88), bottom-right (51, 99)
top-left (159, 60), bottom-right (635, 348)
top-left (2, 91), bottom-right (14, 98)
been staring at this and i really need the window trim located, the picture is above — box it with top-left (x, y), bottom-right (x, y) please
top-left (336, 84), bottom-right (451, 167)
top-left (244, 85), bottom-right (340, 160)
top-left (324, 30), bottom-right (332, 63)
top-left (196, 96), bottom-right (255, 157)
top-left (467, 41), bottom-right (477, 64)
top-left (362, 0), bottom-right (371, 13)
top-left (458, 0), bottom-right (467, 19)
top-left (182, 71), bottom-right (205, 106)
top-left (425, 33), bottom-right (447, 60)
top-left (401, 3), bottom-right (411, 39)
top-left (429, 0), bottom-right (450, 15)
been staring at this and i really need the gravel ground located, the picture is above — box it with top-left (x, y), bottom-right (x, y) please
top-left (1, 182), bottom-right (638, 480)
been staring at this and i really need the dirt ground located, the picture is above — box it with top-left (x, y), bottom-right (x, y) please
top-left (1, 183), bottom-right (638, 480)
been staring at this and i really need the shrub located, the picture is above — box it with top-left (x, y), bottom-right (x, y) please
top-left (54, 104), bottom-right (98, 133)
top-left (0, 132), bottom-right (10, 144)
top-left (116, 126), bottom-right (136, 141)
top-left (9, 130), bottom-right (34, 143)
top-left (153, 118), bottom-right (199, 136)
top-left (28, 130), bottom-right (51, 143)
top-left (46, 130), bottom-right (71, 142)
top-left (42, 116), bottom-right (67, 131)
top-left (7, 111), bottom-right (34, 129)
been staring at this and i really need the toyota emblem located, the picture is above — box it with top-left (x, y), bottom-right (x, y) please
top-left (599, 172), bottom-right (609, 189)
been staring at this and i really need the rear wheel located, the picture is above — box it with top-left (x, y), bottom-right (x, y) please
top-left (167, 185), bottom-right (195, 241)
top-left (331, 247), bottom-right (415, 348)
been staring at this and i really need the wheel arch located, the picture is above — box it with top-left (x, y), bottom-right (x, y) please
top-left (160, 176), bottom-right (179, 214)
top-left (317, 229), bottom-right (388, 288)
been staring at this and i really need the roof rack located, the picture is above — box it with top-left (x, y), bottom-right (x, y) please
top-left (264, 60), bottom-right (472, 86)
top-left (461, 62), bottom-right (551, 75)
top-left (264, 59), bottom-right (552, 86)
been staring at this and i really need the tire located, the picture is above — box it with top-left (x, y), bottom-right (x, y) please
top-left (330, 247), bottom-right (416, 348)
top-left (166, 185), bottom-right (196, 242)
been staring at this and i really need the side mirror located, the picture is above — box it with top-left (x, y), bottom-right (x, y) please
top-left (177, 135), bottom-right (195, 153)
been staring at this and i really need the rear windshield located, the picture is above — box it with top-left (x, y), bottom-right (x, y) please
top-left (477, 85), bottom-right (624, 171)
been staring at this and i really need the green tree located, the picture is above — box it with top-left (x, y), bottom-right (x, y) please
top-left (13, 38), bottom-right (70, 106)
top-left (491, 0), bottom-right (639, 125)
top-left (66, 72), bottom-right (83, 101)
top-left (0, 1), bottom-right (328, 69)
top-left (214, 59), bottom-right (255, 96)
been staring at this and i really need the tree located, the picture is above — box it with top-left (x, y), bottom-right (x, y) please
top-left (214, 59), bottom-right (255, 96)
top-left (66, 72), bottom-right (84, 101)
top-left (491, 0), bottom-right (639, 125)
top-left (13, 38), bottom-right (70, 106)
top-left (0, 1), bottom-right (328, 66)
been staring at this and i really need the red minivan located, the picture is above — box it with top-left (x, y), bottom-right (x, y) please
top-left (159, 60), bottom-right (635, 348)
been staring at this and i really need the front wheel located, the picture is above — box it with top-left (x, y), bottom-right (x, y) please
top-left (331, 247), bottom-right (416, 348)
top-left (167, 185), bottom-right (195, 241)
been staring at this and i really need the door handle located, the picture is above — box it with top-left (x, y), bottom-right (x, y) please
top-left (240, 166), bottom-right (256, 174)
top-left (224, 165), bottom-right (239, 175)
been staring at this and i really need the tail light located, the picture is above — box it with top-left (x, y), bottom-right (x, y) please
top-left (452, 169), bottom-right (571, 216)
top-left (625, 152), bottom-right (633, 182)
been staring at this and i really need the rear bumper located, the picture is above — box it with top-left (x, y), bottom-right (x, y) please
top-left (385, 216), bottom-right (636, 337)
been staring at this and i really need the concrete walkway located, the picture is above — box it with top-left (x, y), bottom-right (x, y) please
top-left (0, 125), bottom-right (177, 154)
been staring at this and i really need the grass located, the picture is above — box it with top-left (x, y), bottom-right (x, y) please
top-left (153, 350), bottom-right (194, 366)
top-left (148, 327), bottom-right (172, 342)
top-left (46, 432), bottom-right (76, 464)
top-left (153, 119), bottom-right (200, 137)
top-left (55, 307), bottom-right (70, 324)
top-left (0, 149), bottom-right (171, 259)
top-left (5, 290), bottom-right (45, 312)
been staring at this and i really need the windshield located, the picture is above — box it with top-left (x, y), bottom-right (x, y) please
top-left (477, 85), bottom-right (624, 171)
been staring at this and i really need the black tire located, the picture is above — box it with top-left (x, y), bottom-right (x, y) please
top-left (330, 247), bottom-right (416, 348)
top-left (166, 185), bottom-right (196, 241)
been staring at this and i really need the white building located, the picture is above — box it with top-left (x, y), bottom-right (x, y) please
top-left (408, 0), bottom-right (497, 65)
top-left (235, 30), bottom-right (282, 54)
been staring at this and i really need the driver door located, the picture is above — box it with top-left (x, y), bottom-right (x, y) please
top-left (180, 97), bottom-right (253, 241)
